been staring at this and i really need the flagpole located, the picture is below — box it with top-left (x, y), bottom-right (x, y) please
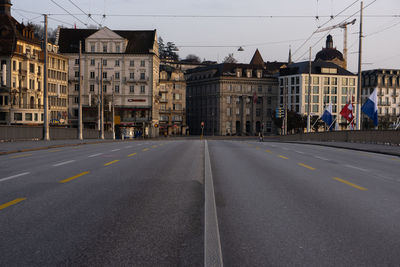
top-left (356, 1), bottom-right (364, 130)
top-left (329, 118), bottom-right (337, 130)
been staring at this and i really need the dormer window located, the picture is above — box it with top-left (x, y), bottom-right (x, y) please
top-left (103, 44), bottom-right (107, 53)
top-left (246, 70), bottom-right (252, 78)
top-left (236, 69), bottom-right (242, 78)
top-left (91, 44), bottom-right (95, 52)
top-left (116, 44), bottom-right (120, 53)
top-left (257, 70), bottom-right (262, 78)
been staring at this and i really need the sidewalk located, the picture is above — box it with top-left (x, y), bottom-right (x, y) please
top-left (283, 140), bottom-right (400, 157)
top-left (0, 139), bottom-right (122, 155)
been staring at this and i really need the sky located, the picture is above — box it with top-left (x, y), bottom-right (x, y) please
top-left (11, 0), bottom-right (400, 73)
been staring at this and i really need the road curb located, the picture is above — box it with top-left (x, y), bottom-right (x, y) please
top-left (204, 140), bottom-right (224, 267)
top-left (280, 141), bottom-right (400, 157)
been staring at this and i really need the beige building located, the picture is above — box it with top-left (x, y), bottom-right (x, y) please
top-left (362, 69), bottom-right (400, 128)
top-left (158, 65), bottom-right (187, 136)
top-left (58, 27), bottom-right (160, 137)
top-left (186, 50), bottom-right (283, 136)
top-left (47, 43), bottom-right (68, 125)
top-left (0, 1), bottom-right (45, 124)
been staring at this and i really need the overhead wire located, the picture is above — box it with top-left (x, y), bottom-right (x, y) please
top-left (50, 0), bottom-right (88, 27)
top-left (67, 0), bottom-right (102, 27)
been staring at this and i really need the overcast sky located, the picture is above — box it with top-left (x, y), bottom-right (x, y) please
top-left (11, 0), bottom-right (400, 72)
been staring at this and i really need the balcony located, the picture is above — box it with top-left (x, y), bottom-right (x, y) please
top-left (159, 98), bottom-right (168, 103)
top-left (121, 117), bottom-right (149, 123)
top-left (159, 108), bottom-right (171, 113)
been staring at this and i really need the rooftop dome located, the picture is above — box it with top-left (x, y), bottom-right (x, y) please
top-left (315, 35), bottom-right (345, 68)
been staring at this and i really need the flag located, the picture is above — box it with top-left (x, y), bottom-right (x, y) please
top-left (321, 103), bottom-right (333, 129)
top-left (340, 101), bottom-right (354, 129)
top-left (361, 88), bottom-right (378, 126)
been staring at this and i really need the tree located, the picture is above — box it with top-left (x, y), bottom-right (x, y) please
top-left (223, 53), bottom-right (237, 63)
top-left (29, 23), bottom-right (57, 43)
top-left (184, 54), bottom-right (201, 63)
top-left (272, 110), bottom-right (306, 134)
top-left (158, 37), bottom-right (179, 61)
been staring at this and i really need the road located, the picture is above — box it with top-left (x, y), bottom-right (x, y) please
top-left (1, 139), bottom-right (400, 266)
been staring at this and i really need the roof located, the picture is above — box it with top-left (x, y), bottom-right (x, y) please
top-left (280, 61), bottom-right (356, 76)
top-left (58, 28), bottom-right (156, 54)
top-left (315, 48), bottom-right (344, 62)
top-left (249, 49), bottom-right (264, 66)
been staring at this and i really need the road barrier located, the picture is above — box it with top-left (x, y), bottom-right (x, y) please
top-left (0, 125), bottom-right (113, 141)
top-left (276, 130), bottom-right (400, 145)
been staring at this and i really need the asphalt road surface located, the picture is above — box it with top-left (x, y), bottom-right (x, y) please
top-left (1, 139), bottom-right (400, 266)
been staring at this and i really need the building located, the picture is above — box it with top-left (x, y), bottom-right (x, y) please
top-left (279, 61), bottom-right (357, 130)
top-left (362, 69), bottom-right (400, 128)
top-left (186, 50), bottom-right (282, 136)
top-left (158, 64), bottom-right (187, 136)
top-left (315, 35), bottom-right (347, 69)
top-left (0, 0), bottom-right (45, 125)
top-left (47, 43), bottom-right (69, 125)
top-left (58, 27), bottom-right (160, 137)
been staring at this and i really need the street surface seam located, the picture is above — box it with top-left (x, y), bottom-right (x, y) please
top-left (0, 198), bottom-right (26, 211)
top-left (204, 140), bottom-right (224, 267)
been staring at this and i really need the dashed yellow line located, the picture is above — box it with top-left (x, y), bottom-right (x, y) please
top-left (151, 145), bottom-right (157, 148)
top-left (48, 149), bottom-right (62, 153)
top-left (142, 148), bottom-right (149, 152)
top-left (298, 163), bottom-right (316, 170)
top-left (279, 155), bottom-right (289, 160)
top-left (128, 152), bottom-right (137, 157)
top-left (60, 171), bottom-right (89, 183)
top-left (104, 160), bottom-right (119, 166)
top-left (9, 154), bottom-right (32, 159)
top-left (0, 198), bottom-right (26, 211)
top-left (333, 177), bottom-right (368, 191)
top-left (265, 150), bottom-right (273, 153)
top-left (256, 147), bottom-right (260, 150)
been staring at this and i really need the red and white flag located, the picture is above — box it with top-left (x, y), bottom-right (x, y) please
top-left (340, 101), bottom-right (354, 129)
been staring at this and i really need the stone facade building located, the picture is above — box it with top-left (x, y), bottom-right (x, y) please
top-left (58, 27), bottom-right (160, 137)
top-left (186, 50), bottom-right (282, 136)
top-left (362, 69), bottom-right (400, 127)
top-left (158, 64), bottom-right (187, 136)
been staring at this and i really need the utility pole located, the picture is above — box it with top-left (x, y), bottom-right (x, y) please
top-left (307, 47), bottom-right (312, 133)
top-left (112, 75), bottom-right (115, 140)
top-left (78, 41), bottom-right (83, 140)
top-left (100, 59), bottom-right (104, 139)
top-left (284, 78), bottom-right (288, 135)
top-left (43, 14), bottom-right (50, 141)
top-left (356, 1), bottom-right (363, 130)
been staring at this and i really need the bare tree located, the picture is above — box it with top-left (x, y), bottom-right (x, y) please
top-left (184, 54), bottom-right (201, 63)
top-left (223, 53), bottom-right (237, 63)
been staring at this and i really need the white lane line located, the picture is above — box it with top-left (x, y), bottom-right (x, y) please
top-left (294, 150), bottom-right (305, 154)
top-left (111, 149), bottom-right (121, 152)
top-left (345, 164), bottom-right (369, 172)
top-left (314, 156), bottom-right (329, 161)
top-left (125, 145), bottom-right (132, 148)
top-left (0, 172), bottom-right (30, 183)
top-left (204, 140), bottom-right (223, 267)
top-left (88, 153), bottom-right (103, 158)
top-left (53, 160), bottom-right (75, 167)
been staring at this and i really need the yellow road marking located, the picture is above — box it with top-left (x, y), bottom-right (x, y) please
top-left (104, 160), bottom-right (119, 166)
top-left (151, 145), bottom-right (157, 148)
top-left (256, 147), bottom-right (260, 150)
top-left (49, 149), bottom-right (62, 153)
top-left (391, 158), bottom-right (400, 162)
top-left (279, 155), bottom-right (289, 160)
top-left (128, 153), bottom-right (137, 157)
top-left (60, 171), bottom-right (89, 183)
top-left (298, 163), bottom-right (316, 170)
top-left (0, 198), bottom-right (26, 210)
top-left (142, 148), bottom-right (149, 152)
top-left (333, 177), bottom-right (368, 191)
top-left (265, 150), bottom-right (273, 153)
top-left (10, 154), bottom-right (32, 159)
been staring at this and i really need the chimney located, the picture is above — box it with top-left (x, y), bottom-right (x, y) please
top-left (0, 0), bottom-right (12, 16)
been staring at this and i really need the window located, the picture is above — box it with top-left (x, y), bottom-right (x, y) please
top-left (75, 71), bottom-right (79, 78)
top-left (227, 108), bottom-right (231, 116)
top-left (331, 96), bottom-right (337, 104)
top-left (140, 60), bottom-right (145, 67)
top-left (115, 85), bottom-right (120, 93)
top-left (103, 85), bottom-right (107, 92)
top-left (140, 85), bottom-right (145, 93)
top-left (313, 86), bottom-right (319, 94)
top-left (313, 77), bottom-right (319, 84)
top-left (130, 60), bottom-right (134, 67)
top-left (342, 78), bottom-right (348, 86)
top-left (313, 95), bottom-right (319, 103)
top-left (324, 87), bottom-right (330, 94)
top-left (90, 59), bottom-right (95, 66)
top-left (75, 58), bottom-right (79, 65)
top-left (256, 108), bottom-right (261, 117)
top-left (130, 85), bottom-right (134, 93)
top-left (103, 72), bottom-right (107, 79)
top-left (324, 77), bottom-right (330, 85)
top-left (331, 87), bottom-right (337, 94)
top-left (115, 60), bottom-right (120, 66)
top-left (227, 96), bottom-right (231, 104)
top-left (140, 73), bottom-right (145, 80)
top-left (130, 72), bottom-right (134, 80)
top-left (74, 97), bottom-right (79, 103)
top-left (115, 72), bottom-right (120, 79)
top-left (332, 77), bottom-right (338, 85)
top-left (116, 45), bottom-right (120, 53)
top-left (103, 44), bottom-right (107, 53)
top-left (13, 60), bottom-right (16, 71)
top-left (90, 72), bottom-right (95, 79)
top-left (103, 59), bottom-right (107, 66)
top-left (25, 113), bottom-right (32, 121)
top-left (90, 84), bottom-right (95, 92)
top-left (14, 113), bottom-right (22, 121)
top-left (91, 45), bottom-right (95, 52)
top-left (258, 85), bottom-right (262, 92)
top-left (349, 78), bottom-right (355, 86)
top-left (312, 105), bottom-right (319, 112)
top-left (74, 84), bottom-right (79, 91)
top-left (342, 87), bottom-right (348, 94)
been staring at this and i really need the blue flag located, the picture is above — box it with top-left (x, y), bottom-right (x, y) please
top-left (361, 88), bottom-right (378, 126)
top-left (321, 103), bottom-right (333, 129)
